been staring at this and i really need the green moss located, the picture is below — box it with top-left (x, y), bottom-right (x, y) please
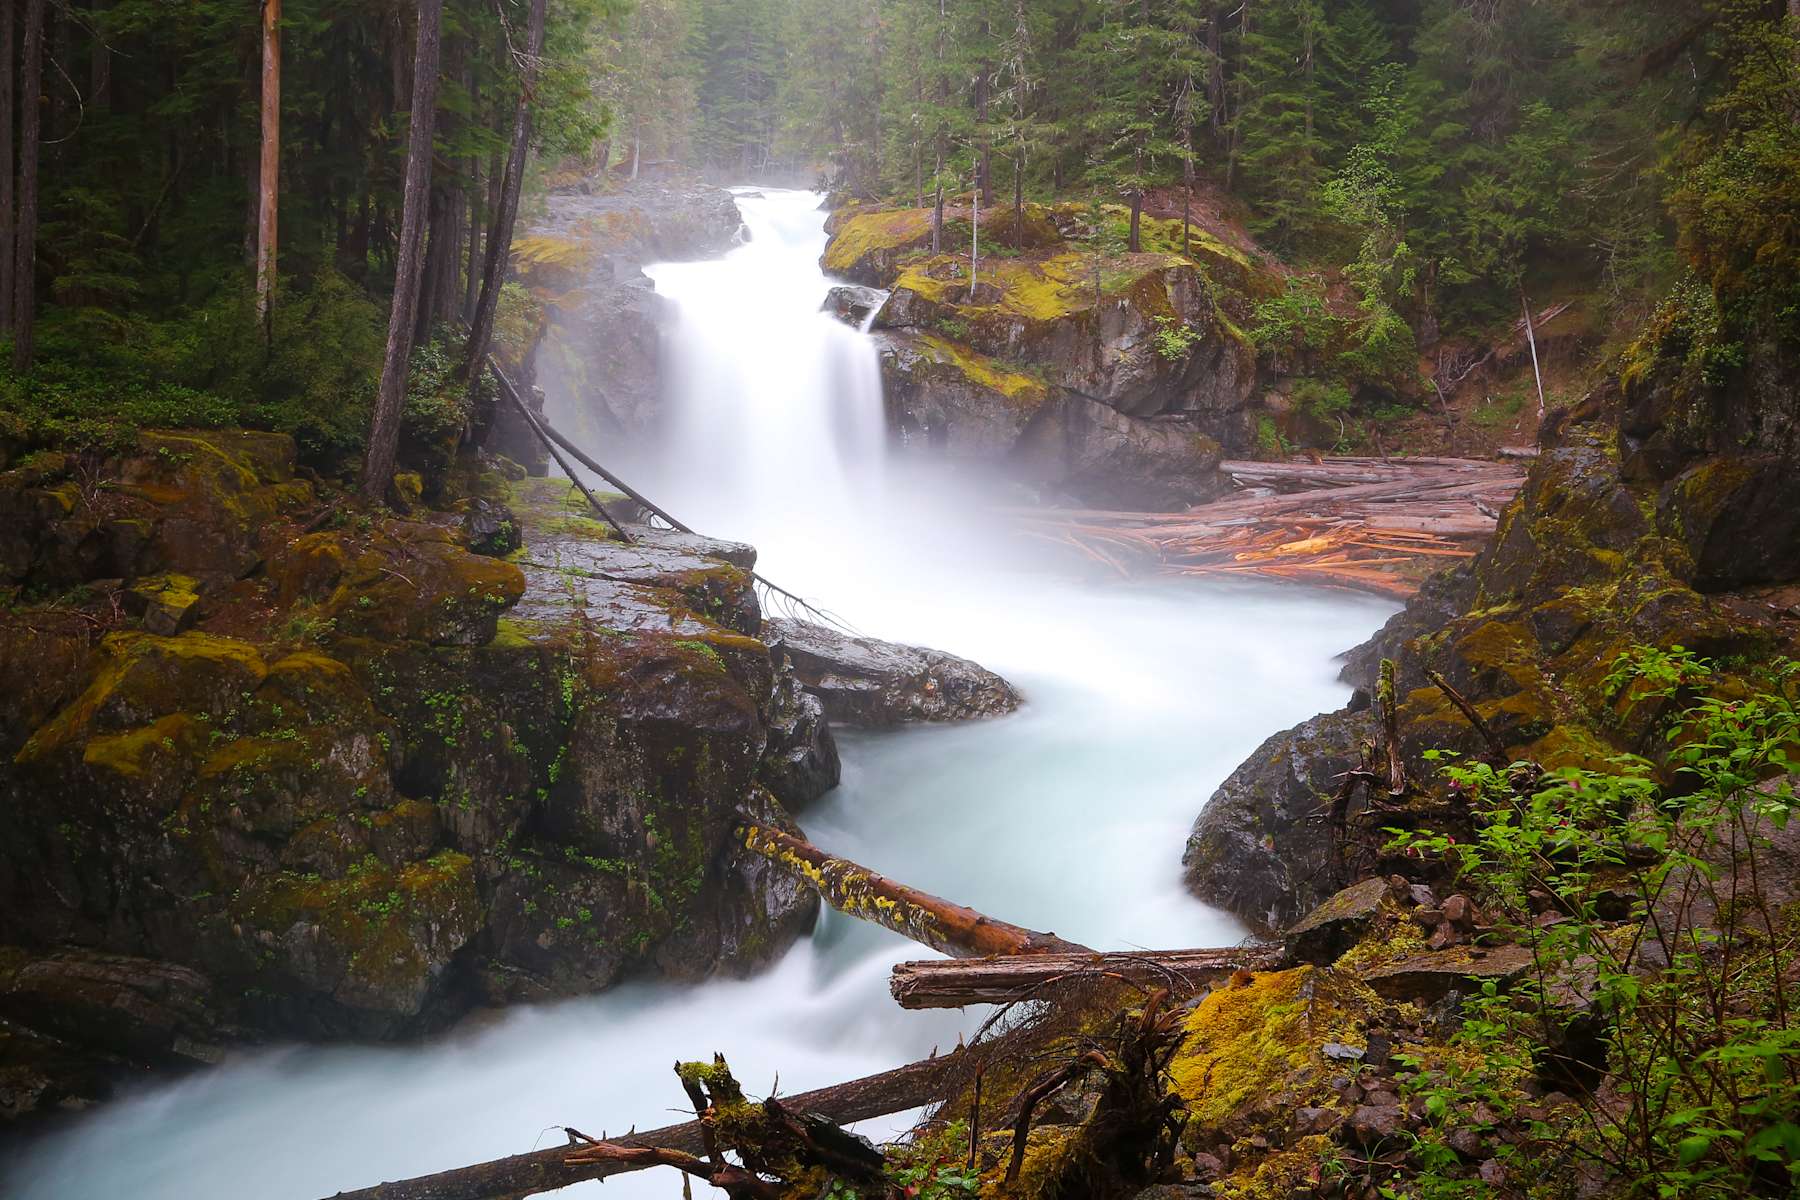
top-left (913, 335), bottom-right (1050, 411)
top-left (822, 208), bottom-right (934, 275)
top-left (82, 712), bottom-right (202, 779)
top-left (1170, 967), bottom-right (1370, 1128)
top-left (17, 631), bottom-right (267, 764)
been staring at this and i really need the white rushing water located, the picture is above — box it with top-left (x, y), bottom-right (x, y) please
top-left (3, 190), bottom-right (1394, 1200)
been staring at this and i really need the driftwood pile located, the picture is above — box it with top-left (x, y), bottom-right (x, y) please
top-left (1017, 456), bottom-right (1527, 598)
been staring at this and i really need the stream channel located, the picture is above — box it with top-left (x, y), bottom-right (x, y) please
top-left (6, 189), bottom-right (1394, 1199)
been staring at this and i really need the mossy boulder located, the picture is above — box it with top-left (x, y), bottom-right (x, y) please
top-left (821, 207), bottom-right (940, 286)
top-left (0, 433), bottom-right (834, 1113)
top-left (0, 430), bottom-right (312, 593)
top-left (875, 252), bottom-right (1254, 425)
top-left (1184, 708), bottom-right (1375, 934)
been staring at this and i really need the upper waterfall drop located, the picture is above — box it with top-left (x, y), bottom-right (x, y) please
top-left (643, 189), bottom-right (887, 570)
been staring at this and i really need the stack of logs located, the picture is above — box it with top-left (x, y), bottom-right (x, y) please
top-left (1016, 456), bottom-right (1527, 598)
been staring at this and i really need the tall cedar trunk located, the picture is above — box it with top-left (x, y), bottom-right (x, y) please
top-left (361, 0), bottom-right (443, 501)
top-left (975, 48), bottom-right (992, 207)
top-left (256, 0), bottom-right (280, 337)
top-left (1, 0), bottom-right (16, 333)
top-left (88, 0), bottom-right (110, 111)
top-left (413, 185), bottom-right (448, 345)
top-left (931, 0), bottom-right (945, 253)
top-left (12, 0), bottom-right (46, 371)
top-left (462, 0), bottom-right (548, 385)
top-left (1207, 7), bottom-right (1225, 139)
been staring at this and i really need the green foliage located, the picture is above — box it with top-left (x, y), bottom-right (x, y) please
top-left (1250, 275), bottom-right (1335, 363)
top-left (1667, 2), bottom-right (1800, 330)
top-left (1389, 649), bottom-right (1800, 1199)
top-left (1152, 316), bottom-right (1203, 363)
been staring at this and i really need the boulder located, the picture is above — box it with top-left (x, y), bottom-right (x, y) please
top-left (1363, 946), bottom-right (1535, 1002)
top-left (768, 618), bottom-right (1021, 727)
top-left (822, 284), bottom-right (888, 328)
top-left (1183, 708), bottom-right (1373, 935)
top-left (1284, 877), bottom-right (1393, 965)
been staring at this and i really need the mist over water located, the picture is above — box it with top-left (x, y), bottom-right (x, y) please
top-left (3, 190), bottom-right (1394, 1200)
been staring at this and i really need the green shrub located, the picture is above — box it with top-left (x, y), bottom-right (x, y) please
top-left (1390, 650), bottom-right (1800, 1199)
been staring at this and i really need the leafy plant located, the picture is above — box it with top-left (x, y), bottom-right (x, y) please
top-left (1390, 650), bottom-right (1800, 1198)
top-left (1151, 316), bottom-right (1202, 362)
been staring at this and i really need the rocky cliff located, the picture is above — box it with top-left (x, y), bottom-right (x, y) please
top-left (822, 200), bottom-right (1275, 510)
top-left (515, 179), bottom-right (745, 447)
top-left (1184, 316), bottom-right (1800, 932)
top-left (0, 431), bottom-right (834, 1120)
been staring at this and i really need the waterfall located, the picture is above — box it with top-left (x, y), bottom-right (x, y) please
top-left (643, 190), bottom-right (887, 579)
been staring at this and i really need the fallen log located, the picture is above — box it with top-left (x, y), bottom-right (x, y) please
top-left (739, 823), bottom-right (1088, 958)
top-left (889, 947), bottom-right (1284, 1009)
top-left (321, 1047), bottom-right (972, 1200)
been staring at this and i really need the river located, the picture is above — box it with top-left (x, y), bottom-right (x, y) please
top-left (3, 189), bottom-right (1393, 1199)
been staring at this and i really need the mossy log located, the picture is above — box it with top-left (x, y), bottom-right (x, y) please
top-left (738, 823), bottom-right (1088, 958)
top-left (888, 947), bottom-right (1282, 1009)
top-left (319, 1047), bottom-right (973, 1200)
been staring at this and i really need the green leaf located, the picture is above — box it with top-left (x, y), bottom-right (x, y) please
top-left (1676, 1134), bottom-right (1713, 1166)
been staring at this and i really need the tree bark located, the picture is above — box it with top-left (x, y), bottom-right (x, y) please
top-left (12, 0), bottom-right (46, 370)
top-left (890, 947), bottom-right (1279, 1010)
top-left (317, 1047), bottom-right (974, 1200)
top-left (88, 0), bottom-right (110, 111)
top-left (739, 823), bottom-right (1087, 959)
top-left (1, 0), bottom-right (17, 333)
top-left (462, 0), bottom-right (548, 384)
top-left (360, 0), bottom-right (443, 501)
top-left (256, 0), bottom-right (281, 338)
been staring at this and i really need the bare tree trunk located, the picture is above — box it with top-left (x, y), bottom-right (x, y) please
top-left (891, 947), bottom-right (1280, 1009)
top-left (970, 167), bottom-right (979, 289)
top-left (1012, 145), bottom-right (1023, 247)
top-left (256, 0), bottom-right (280, 339)
top-left (462, 0), bottom-right (548, 384)
top-left (931, 0), bottom-right (946, 253)
top-left (1521, 288), bottom-right (1546, 420)
top-left (360, 0), bottom-right (443, 501)
top-left (740, 823), bottom-right (1087, 959)
top-left (1, 0), bottom-right (17, 333)
top-left (12, 0), bottom-right (46, 371)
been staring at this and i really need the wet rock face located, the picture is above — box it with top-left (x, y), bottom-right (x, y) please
top-left (520, 179), bottom-right (744, 441)
top-left (822, 284), bottom-right (888, 328)
top-left (827, 202), bottom-right (1259, 509)
top-left (1183, 709), bottom-right (1373, 934)
top-left (0, 432), bottom-right (834, 1120)
top-left (1187, 328), bottom-right (1800, 933)
top-left (768, 618), bottom-right (1022, 727)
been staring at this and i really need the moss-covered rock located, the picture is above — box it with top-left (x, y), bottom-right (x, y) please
top-left (1187, 331), bottom-right (1797, 933)
top-left (0, 428), bottom-right (831, 1117)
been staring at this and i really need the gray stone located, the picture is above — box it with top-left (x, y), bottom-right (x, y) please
top-left (821, 284), bottom-right (888, 328)
top-left (1285, 876), bottom-right (1391, 964)
top-left (768, 617), bottom-right (1020, 727)
top-left (1365, 946), bottom-right (1535, 1002)
top-left (1349, 1104), bottom-right (1405, 1147)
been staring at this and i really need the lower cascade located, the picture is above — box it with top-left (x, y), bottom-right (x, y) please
top-left (3, 191), bottom-right (1392, 1199)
